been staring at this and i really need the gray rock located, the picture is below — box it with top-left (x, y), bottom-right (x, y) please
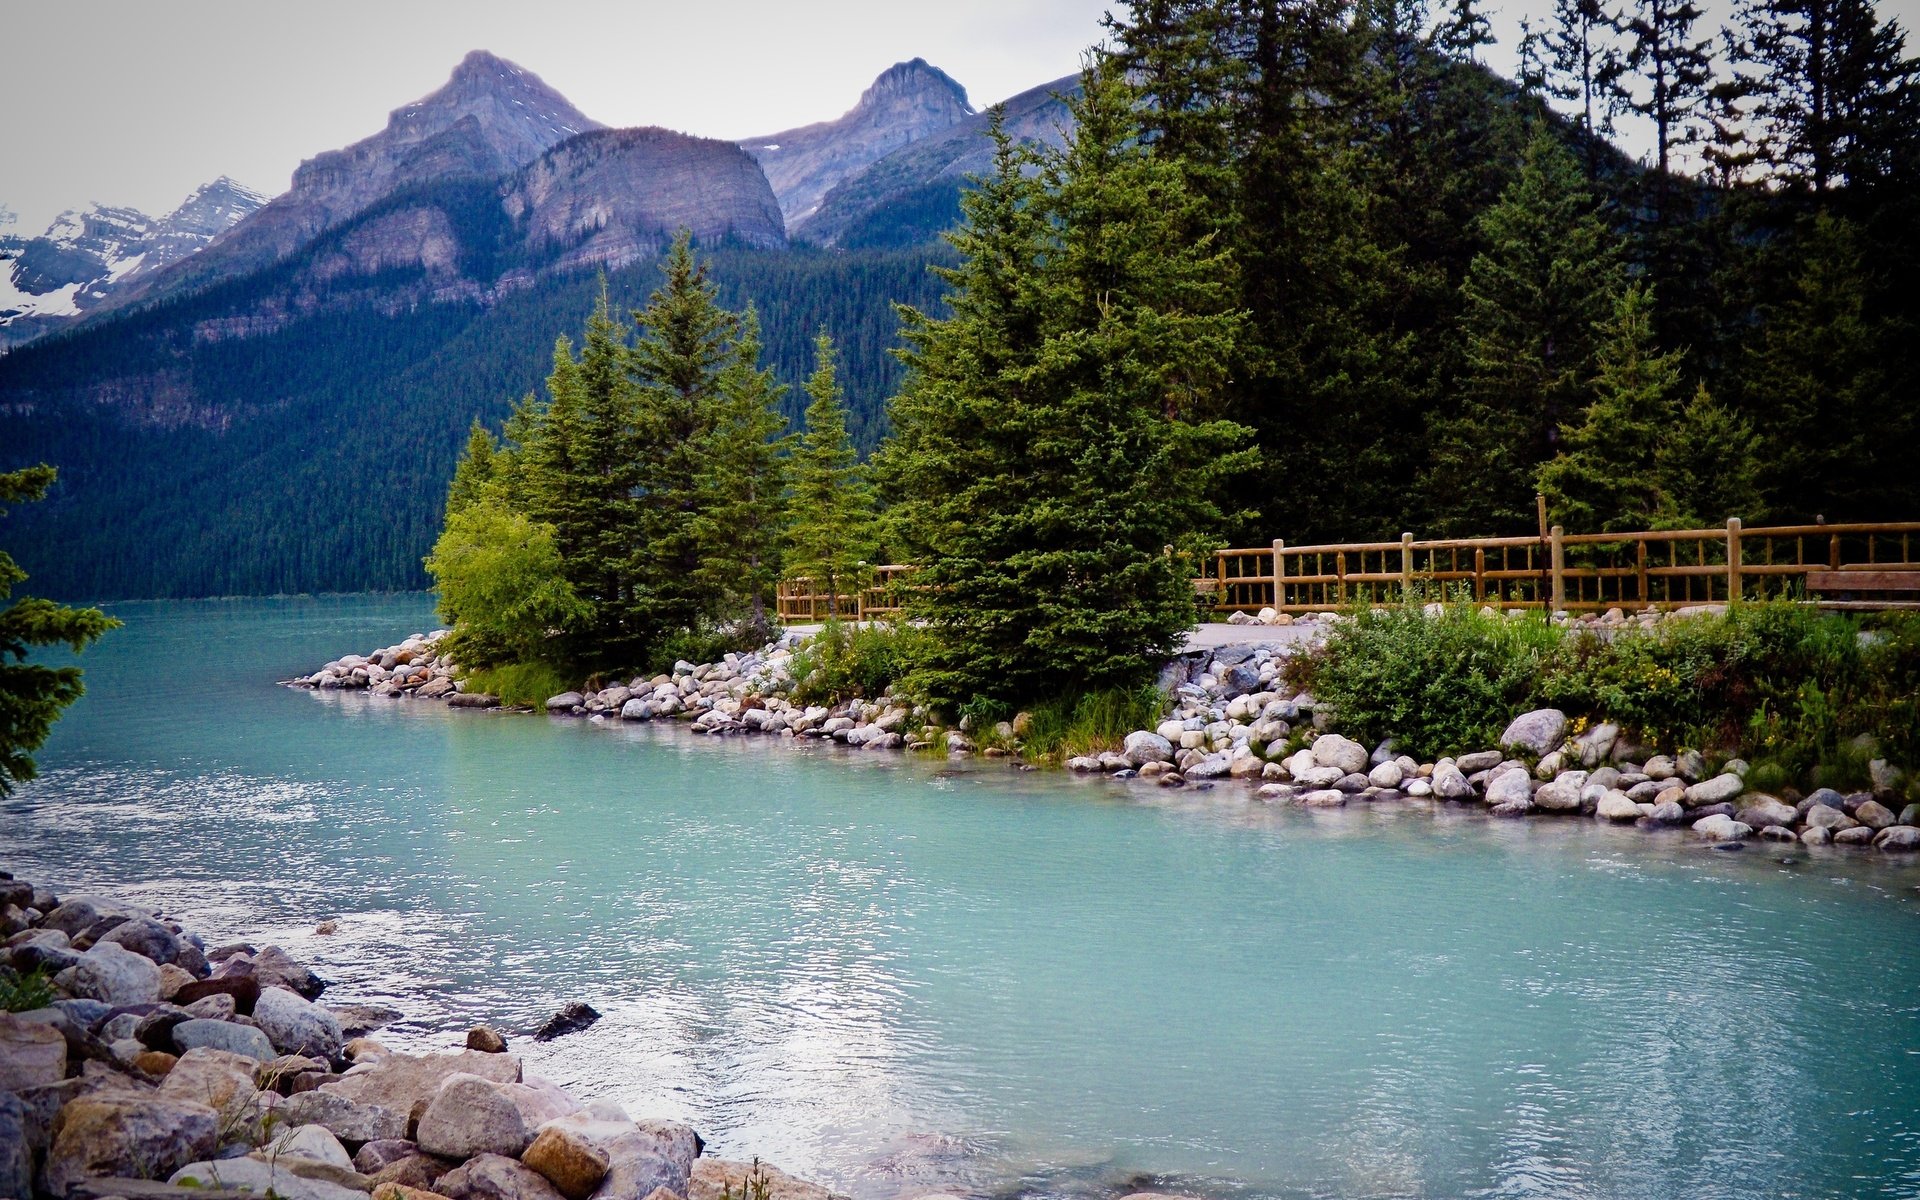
top-left (1499, 709), bottom-right (1567, 757)
top-left (0, 1094), bottom-right (28, 1200)
top-left (1692, 814), bottom-right (1753, 840)
top-left (1596, 791), bottom-right (1641, 822)
top-left (438, 1152), bottom-right (569, 1200)
top-left (1874, 826), bottom-right (1920, 851)
top-left (1804, 804), bottom-right (1859, 831)
top-left (1311, 734), bottom-right (1368, 775)
top-left (1575, 722), bottom-right (1620, 767)
top-left (1300, 790), bottom-right (1347, 807)
top-left (1533, 775), bottom-right (1584, 811)
top-left (1870, 758), bottom-right (1904, 798)
top-left (1431, 761), bottom-right (1474, 800)
top-left (271, 1123), bottom-right (354, 1169)
top-left (546, 693), bottom-right (585, 711)
top-left (1367, 760), bottom-right (1404, 789)
top-left (1455, 750), bottom-right (1503, 773)
top-left (95, 918), bottom-right (182, 965)
top-left (1835, 825), bottom-right (1877, 845)
top-left (170, 1156), bottom-right (367, 1200)
top-left (1484, 768), bottom-right (1534, 808)
top-left (1736, 797), bottom-right (1798, 829)
top-left (1758, 824), bottom-right (1800, 841)
top-left (1642, 755), bottom-right (1676, 780)
top-left (1684, 773), bottom-right (1745, 807)
top-left (416, 1073), bottom-right (578, 1160)
top-left (619, 698), bottom-right (654, 721)
top-left (45, 1094), bottom-right (220, 1195)
top-left (253, 946), bottom-right (326, 999)
top-left (1855, 800), bottom-right (1897, 830)
top-left (1900, 804), bottom-right (1920, 826)
top-left (1122, 731), bottom-right (1174, 766)
top-left (1675, 749), bottom-right (1709, 780)
top-left (279, 1089), bottom-right (410, 1143)
top-left (170, 1017), bottom-right (275, 1061)
top-left (1648, 800), bottom-right (1687, 824)
top-left (319, 1048), bottom-right (522, 1115)
top-left (54, 942), bottom-right (162, 1006)
top-left (0, 1011), bottom-right (67, 1090)
top-left (252, 985), bottom-right (343, 1059)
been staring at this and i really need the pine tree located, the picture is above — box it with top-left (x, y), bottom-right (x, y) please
top-left (1743, 212), bottom-right (1907, 518)
top-left (446, 418), bottom-right (499, 517)
top-left (1611, 0), bottom-right (1717, 187)
top-left (1724, 0), bottom-right (1920, 194)
top-left (629, 232), bottom-right (742, 648)
top-left (1542, 0), bottom-right (1623, 179)
top-left (786, 332), bottom-right (874, 618)
top-left (1538, 283), bottom-right (1687, 531)
top-left (688, 305), bottom-right (791, 639)
top-left (884, 59), bottom-right (1252, 708)
top-left (1427, 129), bottom-right (1625, 534)
top-left (1655, 383), bottom-right (1765, 526)
top-left (0, 465), bottom-right (119, 794)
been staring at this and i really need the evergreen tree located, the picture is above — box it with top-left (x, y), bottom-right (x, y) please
top-left (689, 305), bottom-right (791, 638)
top-left (630, 232), bottom-right (742, 649)
top-left (1743, 213), bottom-right (1907, 518)
top-left (1611, 0), bottom-right (1717, 189)
top-left (446, 418), bottom-right (500, 518)
top-left (1538, 283), bottom-right (1687, 531)
top-left (1427, 130), bottom-right (1624, 534)
top-left (1655, 383), bottom-right (1765, 526)
top-left (0, 465), bottom-right (118, 794)
top-left (884, 60), bottom-right (1253, 708)
top-left (1543, 0), bottom-right (1623, 178)
top-left (786, 332), bottom-right (874, 617)
top-left (1725, 0), bottom-right (1920, 194)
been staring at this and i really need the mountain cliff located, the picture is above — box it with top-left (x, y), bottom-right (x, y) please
top-left (741, 59), bottom-right (974, 230)
top-left (106, 50), bottom-right (604, 313)
top-left (794, 74), bottom-right (1078, 249)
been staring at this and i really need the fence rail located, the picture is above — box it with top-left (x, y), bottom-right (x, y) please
top-left (777, 518), bottom-right (1920, 621)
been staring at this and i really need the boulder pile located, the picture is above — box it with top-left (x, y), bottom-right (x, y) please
top-left (0, 872), bottom-right (851, 1200)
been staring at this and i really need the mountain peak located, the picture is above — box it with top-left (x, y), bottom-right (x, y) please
top-left (860, 59), bottom-right (971, 113)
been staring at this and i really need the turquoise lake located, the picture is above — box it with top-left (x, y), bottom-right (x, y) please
top-left (7, 595), bottom-right (1920, 1200)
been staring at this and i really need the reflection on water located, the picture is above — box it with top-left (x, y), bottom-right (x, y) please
top-left (9, 595), bottom-right (1920, 1200)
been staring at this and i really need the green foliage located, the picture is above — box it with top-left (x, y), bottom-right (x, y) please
top-left (788, 620), bottom-right (929, 706)
top-left (882, 63), bottom-right (1254, 711)
top-left (1287, 602), bottom-right (1564, 759)
top-left (785, 333), bottom-right (876, 616)
top-left (424, 500), bottom-right (587, 669)
top-left (0, 963), bottom-right (54, 1013)
top-left (1654, 384), bottom-right (1766, 527)
top-left (461, 660), bottom-right (577, 708)
top-left (0, 464), bottom-right (119, 794)
top-left (1019, 685), bottom-right (1167, 760)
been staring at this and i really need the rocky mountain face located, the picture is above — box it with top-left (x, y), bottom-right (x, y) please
top-left (794, 74), bottom-right (1078, 249)
top-left (741, 58), bottom-right (974, 229)
top-left (0, 178), bottom-right (267, 350)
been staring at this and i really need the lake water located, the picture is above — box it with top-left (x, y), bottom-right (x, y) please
top-left (8, 595), bottom-right (1920, 1200)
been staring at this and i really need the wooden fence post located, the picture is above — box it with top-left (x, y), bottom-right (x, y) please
top-left (1336, 551), bottom-right (1347, 606)
top-left (1272, 538), bottom-right (1285, 610)
top-left (1727, 517), bottom-right (1743, 602)
top-left (1550, 525), bottom-right (1567, 611)
top-left (1401, 532), bottom-right (1415, 600)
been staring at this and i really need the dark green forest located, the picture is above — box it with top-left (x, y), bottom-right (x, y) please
top-left (0, 243), bottom-right (948, 599)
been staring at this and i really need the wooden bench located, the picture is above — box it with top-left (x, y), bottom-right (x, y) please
top-left (1806, 569), bottom-right (1920, 609)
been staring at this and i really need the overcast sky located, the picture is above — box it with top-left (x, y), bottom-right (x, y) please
top-left (4, 0), bottom-right (1917, 233)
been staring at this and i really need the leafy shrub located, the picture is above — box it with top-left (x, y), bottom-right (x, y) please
top-left (0, 964), bottom-right (53, 1013)
top-left (1286, 603), bottom-right (1562, 759)
top-left (426, 501), bottom-right (589, 669)
top-left (790, 620), bottom-right (928, 705)
top-left (650, 622), bottom-right (772, 676)
top-left (1021, 685), bottom-right (1167, 759)
top-left (463, 660), bottom-right (578, 707)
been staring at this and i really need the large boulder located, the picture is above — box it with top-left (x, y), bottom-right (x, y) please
top-left (1596, 790), bottom-right (1641, 822)
top-left (1499, 709), bottom-right (1568, 758)
top-left (1533, 773), bottom-right (1586, 812)
top-left (416, 1074), bottom-right (578, 1160)
top-left (690, 1160), bottom-right (847, 1200)
top-left (253, 985), bottom-right (344, 1058)
top-left (1430, 761), bottom-right (1474, 800)
top-left (271, 1123), bottom-right (356, 1169)
top-left (94, 918), bottom-right (182, 966)
top-left (1874, 826), bottom-right (1920, 851)
top-left (1684, 773), bottom-right (1745, 808)
top-left (173, 975), bottom-right (260, 1014)
top-left (156, 1046), bottom-right (261, 1114)
top-left (546, 693), bottom-right (585, 712)
top-left (1121, 731), bottom-right (1173, 767)
top-left (45, 1094), bottom-right (220, 1195)
top-left (1484, 768), bottom-right (1534, 809)
top-left (1854, 800), bottom-right (1898, 830)
top-left (170, 1017), bottom-right (275, 1061)
top-left (1692, 814), bottom-right (1753, 841)
top-left (1736, 796), bottom-right (1799, 830)
top-left (252, 946), bottom-right (327, 999)
top-left (171, 1156), bottom-right (369, 1200)
top-left (55, 942), bottom-right (162, 1006)
top-left (1574, 722), bottom-right (1619, 767)
top-left (0, 1010), bottom-right (68, 1090)
top-left (0, 1094), bottom-right (30, 1200)
top-left (321, 1049), bottom-right (522, 1116)
top-left (281, 1088), bottom-right (411, 1143)
top-left (1310, 735), bottom-right (1368, 776)
top-left (522, 1125), bottom-right (612, 1200)
top-left (438, 1153), bottom-right (570, 1200)
top-left (539, 1113), bottom-right (700, 1200)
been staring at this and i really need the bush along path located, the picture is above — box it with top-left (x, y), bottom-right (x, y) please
top-left (0, 868), bottom-right (879, 1200)
top-left (291, 602), bottom-right (1920, 856)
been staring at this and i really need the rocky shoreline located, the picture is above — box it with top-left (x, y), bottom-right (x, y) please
top-left (0, 870), bottom-right (1054, 1200)
top-left (289, 627), bottom-right (1920, 856)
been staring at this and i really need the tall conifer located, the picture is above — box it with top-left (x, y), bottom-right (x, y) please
top-left (786, 333), bottom-right (874, 618)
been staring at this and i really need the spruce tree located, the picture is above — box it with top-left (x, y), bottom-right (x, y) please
top-left (0, 465), bottom-right (119, 794)
top-left (689, 305), bottom-right (791, 639)
top-left (1427, 129), bottom-right (1624, 534)
top-left (446, 418), bottom-right (499, 518)
top-left (630, 232), bottom-right (741, 648)
top-left (1655, 383), bottom-right (1765, 526)
top-left (1538, 283), bottom-right (1687, 531)
top-left (786, 332), bottom-right (873, 618)
top-left (1542, 0), bottom-right (1623, 179)
top-left (884, 60), bottom-right (1252, 708)
top-left (1611, 0), bottom-right (1717, 185)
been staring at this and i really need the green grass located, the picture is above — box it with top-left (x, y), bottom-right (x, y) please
top-left (1020, 685), bottom-right (1167, 761)
top-left (463, 660), bottom-right (578, 707)
top-left (0, 964), bottom-right (54, 1013)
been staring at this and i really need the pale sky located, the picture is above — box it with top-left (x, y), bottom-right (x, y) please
top-left (3, 0), bottom-right (1916, 233)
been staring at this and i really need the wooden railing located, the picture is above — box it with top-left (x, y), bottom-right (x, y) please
top-left (776, 520), bottom-right (1920, 620)
top-left (1199, 519), bottom-right (1920, 614)
top-left (775, 565), bottom-right (915, 622)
